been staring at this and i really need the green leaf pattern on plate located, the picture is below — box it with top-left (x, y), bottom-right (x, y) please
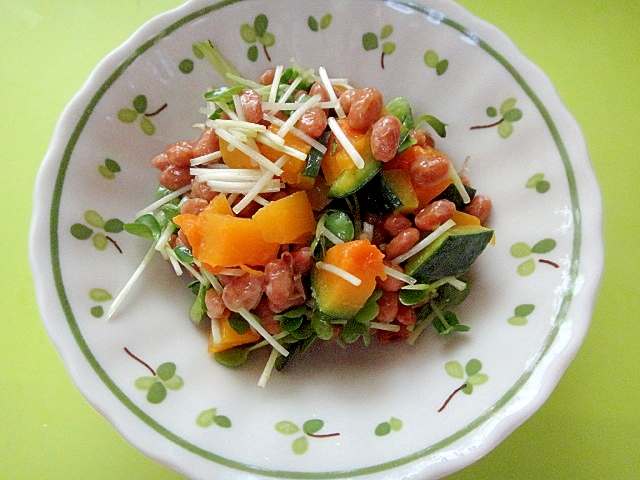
top-left (275, 419), bottom-right (339, 454)
top-left (362, 24), bottom-right (396, 68)
top-left (117, 94), bottom-right (167, 135)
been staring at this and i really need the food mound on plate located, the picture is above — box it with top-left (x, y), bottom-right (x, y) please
top-left (114, 59), bottom-right (494, 387)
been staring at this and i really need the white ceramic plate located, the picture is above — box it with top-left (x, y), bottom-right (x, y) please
top-left (30, 0), bottom-right (603, 478)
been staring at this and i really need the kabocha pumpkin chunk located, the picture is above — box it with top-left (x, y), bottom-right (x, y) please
top-left (252, 191), bottom-right (316, 244)
top-left (174, 202), bottom-right (279, 271)
top-left (219, 137), bottom-right (256, 169)
top-left (312, 240), bottom-right (386, 318)
top-left (208, 313), bottom-right (261, 353)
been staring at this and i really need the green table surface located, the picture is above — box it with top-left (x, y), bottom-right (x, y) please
top-left (2, 1), bottom-right (638, 478)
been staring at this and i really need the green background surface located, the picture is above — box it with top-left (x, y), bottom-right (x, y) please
top-left (2, 0), bottom-right (638, 478)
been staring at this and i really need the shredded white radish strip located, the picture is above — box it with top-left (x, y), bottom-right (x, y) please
top-left (210, 318), bottom-right (222, 345)
top-left (214, 128), bottom-right (283, 175)
top-left (316, 261), bottom-right (362, 286)
top-left (163, 245), bottom-right (210, 285)
top-left (253, 195), bottom-right (269, 206)
top-left (259, 128), bottom-right (286, 146)
top-left (327, 117), bottom-right (365, 169)
top-left (277, 94), bottom-right (321, 138)
top-left (163, 245), bottom-right (183, 276)
top-left (392, 219), bottom-right (456, 265)
top-left (217, 268), bottom-right (245, 276)
top-left (196, 262), bottom-right (222, 293)
top-left (190, 151), bottom-right (222, 166)
top-left (248, 331), bottom-right (290, 351)
top-left (237, 307), bottom-right (289, 356)
top-left (383, 265), bottom-right (417, 285)
top-left (370, 322), bottom-right (401, 332)
top-left (257, 347), bottom-right (281, 388)
top-left (232, 94), bottom-right (245, 121)
top-left (318, 66), bottom-right (346, 118)
top-left (261, 100), bottom-right (339, 111)
top-left (232, 156), bottom-right (287, 214)
top-left (255, 133), bottom-right (307, 161)
top-left (107, 242), bottom-right (157, 319)
top-left (449, 162), bottom-right (471, 204)
top-left (226, 193), bottom-right (240, 204)
top-left (191, 168), bottom-right (264, 181)
top-left (214, 101), bottom-right (239, 121)
top-left (361, 222), bottom-right (374, 241)
top-left (204, 179), bottom-right (282, 194)
top-left (321, 226), bottom-right (344, 245)
top-left (268, 65), bottom-right (284, 103)
top-left (211, 119), bottom-right (266, 134)
top-left (263, 113), bottom-right (327, 153)
top-left (277, 75), bottom-right (302, 104)
top-left (135, 184), bottom-right (191, 217)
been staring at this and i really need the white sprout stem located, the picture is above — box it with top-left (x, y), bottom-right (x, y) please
top-left (163, 245), bottom-right (183, 276)
top-left (406, 318), bottom-right (431, 345)
top-left (224, 72), bottom-right (262, 89)
top-left (154, 221), bottom-right (176, 252)
top-left (316, 261), bottom-right (362, 287)
top-left (383, 265), bottom-right (417, 285)
top-left (237, 307), bottom-right (289, 357)
top-left (257, 346), bottom-right (281, 388)
top-left (449, 161), bottom-right (471, 204)
top-left (392, 219), bottom-right (456, 265)
top-left (327, 117), bottom-right (365, 169)
top-left (135, 185), bottom-right (191, 218)
top-left (107, 241), bottom-right (158, 319)
top-left (248, 331), bottom-right (290, 351)
top-left (210, 318), bottom-right (222, 345)
top-left (370, 322), bottom-right (401, 332)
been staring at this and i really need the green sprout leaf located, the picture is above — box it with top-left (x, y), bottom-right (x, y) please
top-left (213, 346), bottom-right (251, 367)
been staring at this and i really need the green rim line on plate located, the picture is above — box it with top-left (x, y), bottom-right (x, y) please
top-left (47, 0), bottom-right (582, 477)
